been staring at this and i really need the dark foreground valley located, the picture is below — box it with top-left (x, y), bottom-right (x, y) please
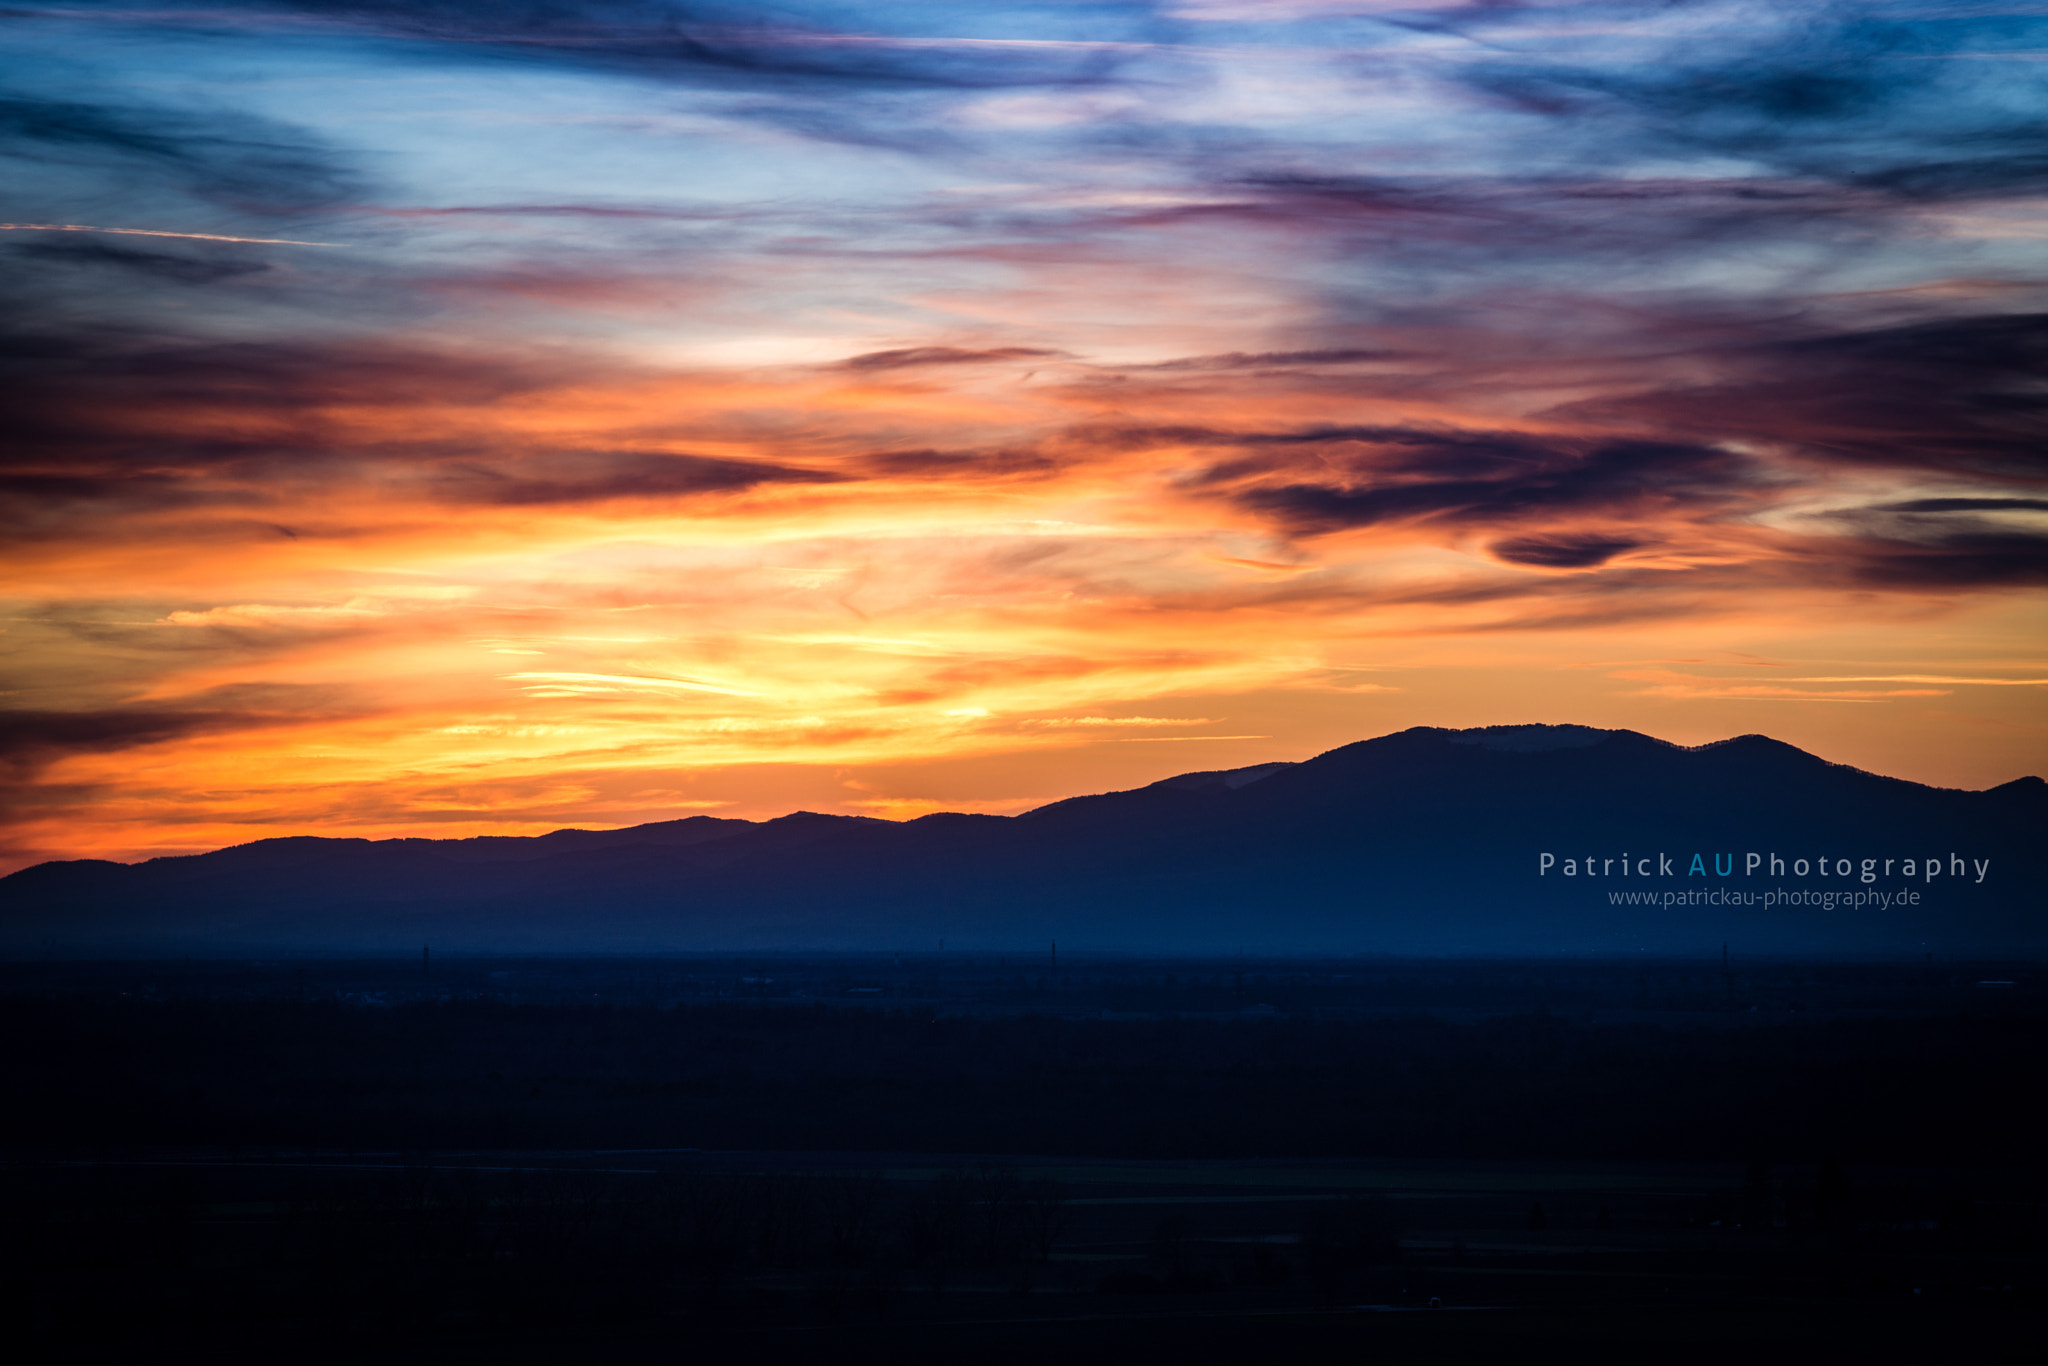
top-left (5, 955), bottom-right (2043, 1363)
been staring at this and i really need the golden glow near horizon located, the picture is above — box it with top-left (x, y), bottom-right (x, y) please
top-left (3, 3), bottom-right (2046, 869)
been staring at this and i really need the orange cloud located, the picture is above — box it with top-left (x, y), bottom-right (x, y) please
top-left (5, 294), bottom-right (2046, 874)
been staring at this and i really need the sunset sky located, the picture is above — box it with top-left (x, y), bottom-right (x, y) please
top-left (4, 0), bottom-right (2046, 871)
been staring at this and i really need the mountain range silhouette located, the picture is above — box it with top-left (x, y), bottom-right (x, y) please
top-left (4, 725), bottom-right (2041, 956)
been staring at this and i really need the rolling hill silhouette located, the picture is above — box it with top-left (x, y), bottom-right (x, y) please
top-left (4, 725), bottom-right (2041, 956)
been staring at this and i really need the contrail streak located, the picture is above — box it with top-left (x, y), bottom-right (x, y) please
top-left (0, 223), bottom-right (340, 246)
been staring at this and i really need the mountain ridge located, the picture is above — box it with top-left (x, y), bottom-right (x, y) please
top-left (4, 725), bottom-right (2041, 956)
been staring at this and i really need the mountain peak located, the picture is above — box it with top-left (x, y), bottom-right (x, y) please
top-left (1445, 724), bottom-right (1617, 754)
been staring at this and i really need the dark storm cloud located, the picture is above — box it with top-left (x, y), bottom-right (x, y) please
top-left (1489, 535), bottom-right (1642, 569)
top-left (1063, 424), bottom-right (1554, 467)
top-left (1853, 152), bottom-right (2048, 203)
top-left (858, 447), bottom-right (1056, 478)
top-left (1187, 305), bottom-right (2046, 588)
top-left (1812, 488), bottom-right (2048, 589)
top-left (1058, 420), bottom-right (1757, 551)
top-left (1052, 303), bottom-right (2048, 593)
top-left (182, 2), bottom-right (1146, 89)
top-left (1833, 529), bottom-right (2048, 589)
top-left (1443, 3), bottom-right (2048, 202)
top-left (984, 6), bottom-right (2048, 292)
top-left (837, 346), bottom-right (1062, 371)
top-left (1229, 436), bottom-right (1746, 535)
top-left (1566, 313), bottom-right (2048, 480)
top-left (1064, 167), bottom-right (1971, 295)
top-left (1245, 426), bottom-right (1556, 465)
top-left (0, 93), bottom-right (361, 210)
top-left (430, 450), bottom-right (848, 505)
top-left (1871, 497), bottom-right (2048, 514)
top-left (1223, 171), bottom-right (1883, 254)
top-left (10, 240), bottom-right (271, 285)
top-left (0, 710), bottom-right (228, 772)
top-left (0, 332), bottom-right (310, 536)
top-left (1147, 348), bottom-right (1409, 371)
top-left (0, 469), bottom-right (261, 540)
top-left (0, 334), bottom-right (560, 534)
top-left (6, 3), bottom-right (1157, 163)
top-left (0, 325), bottom-right (854, 535)
top-left (0, 683), bottom-right (361, 776)
top-left (0, 333), bottom-right (497, 451)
